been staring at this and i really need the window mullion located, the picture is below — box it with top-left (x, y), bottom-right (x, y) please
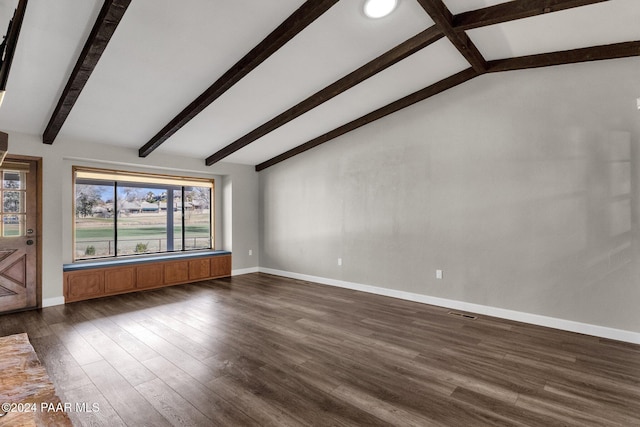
top-left (167, 188), bottom-right (174, 252)
top-left (113, 181), bottom-right (118, 257)
top-left (181, 187), bottom-right (185, 251)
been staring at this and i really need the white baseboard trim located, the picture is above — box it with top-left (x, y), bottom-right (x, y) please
top-left (259, 268), bottom-right (640, 345)
top-left (42, 297), bottom-right (65, 308)
top-left (232, 267), bottom-right (260, 276)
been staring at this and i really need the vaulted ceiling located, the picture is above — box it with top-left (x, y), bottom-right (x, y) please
top-left (0, 0), bottom-right (639, 171)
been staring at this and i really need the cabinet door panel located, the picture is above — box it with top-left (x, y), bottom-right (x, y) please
top-left (105, 267), bottom-right (136, 293)
top-left (189, 259), bottom-right (210, 280)
top-left (164, 261), bottom-right (189, 284)
top-left (137, 265), bottom-right (163, 289)
top-left (65, 271), bottom-right (104, 301)
top-left (211, 255), bottom-right (231, 278)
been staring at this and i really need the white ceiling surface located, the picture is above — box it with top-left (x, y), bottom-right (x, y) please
top-left (442, 0), bottom-right (510, 15)
top-left (0, 1), bottom-right (19, 24)
top-left (62, 0), bottom-right (306, 148)
top-left (0, 0), bottom-right (102, 132)
top-left (229, 38), bottom-right (470, 165)
top-left (469, 0), bottom-right (640, 61)
top-left (161, 0), bottom-right (433, 159)
top-left (0, 0), bottom-right (638, 167)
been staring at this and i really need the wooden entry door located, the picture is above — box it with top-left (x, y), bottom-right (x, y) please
top-left (0, 158), bottom-right (39, 313)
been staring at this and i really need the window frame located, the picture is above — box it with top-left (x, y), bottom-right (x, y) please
top-left (72, 166), bottom-right (214, 262)
top-left (0, 167), bottom-right (27, 237)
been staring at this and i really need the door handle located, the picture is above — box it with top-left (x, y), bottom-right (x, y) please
top-left (26, 240), bottom-right (34, 245)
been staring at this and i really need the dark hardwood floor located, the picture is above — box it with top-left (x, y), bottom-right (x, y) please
top-left (1, 272), bottom-right (639, 426)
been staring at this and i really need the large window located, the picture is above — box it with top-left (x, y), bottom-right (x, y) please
top-left (74, 167), bottom-right (213, 261)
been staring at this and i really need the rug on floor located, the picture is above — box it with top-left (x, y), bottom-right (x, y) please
top-left (0, 333), bottom-right (72, 426)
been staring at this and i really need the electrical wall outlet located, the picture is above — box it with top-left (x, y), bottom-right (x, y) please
top-left (436, 269), bottom-right (443, 279)
top-left (249, 249), bottom-right (252, 256)
top-left (338, 258), bottom-right (342, 266)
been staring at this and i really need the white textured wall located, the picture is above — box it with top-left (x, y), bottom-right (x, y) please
top-left (259, 57), bottom-right (640, 333)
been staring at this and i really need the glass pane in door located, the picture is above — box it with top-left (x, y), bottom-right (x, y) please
top-left (0, 170), bottom-right (26, 237)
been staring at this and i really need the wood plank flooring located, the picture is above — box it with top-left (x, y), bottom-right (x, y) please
top-left (0, 272), bottom-right (639, 426)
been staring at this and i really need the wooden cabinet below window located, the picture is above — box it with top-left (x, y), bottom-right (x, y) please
top-left (189, 258), bottom-right (210, 280)
top-left (65, 270), bottom-right (104, 301)
top-left (136, 264), bottom-right (164, 289)
top-left (63, 253), bottom-right (231, 303)
top-left (211, 255), bottom-right (232, 278)
top-left (105, 267), bottom-right (135, 293)
top-left (164, 261), bottom-right (189, 284)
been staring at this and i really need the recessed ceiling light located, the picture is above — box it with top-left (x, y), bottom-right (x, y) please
top-left (364, 0), bottom-right (398, 19)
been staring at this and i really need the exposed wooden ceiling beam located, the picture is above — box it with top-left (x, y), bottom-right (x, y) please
top-left (256, 41), bottom-right (639, 171)
top-left (211, 0), bottom-right (609, 166)
top-left (416, 0), bottom-right (487, 73)
top-left (250, 2), bottom-right (634, 171)
top-left (488, 41), bottom-right (640, 72)
top-left (139, 0), bottom-right (338, 158)
top-left (255, 68), bottom-right (478, 171)
top-left (453, 0), bottom-right (609, 31)
top-left (0, 0), bottom-right (28, 90)
top-left (42, 0), bottom-right (130, 145)
top-left (205, 26), bottom-right (444, 166)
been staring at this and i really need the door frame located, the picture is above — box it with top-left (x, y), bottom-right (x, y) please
top-left (3, 154), bottom-right (42, 309)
